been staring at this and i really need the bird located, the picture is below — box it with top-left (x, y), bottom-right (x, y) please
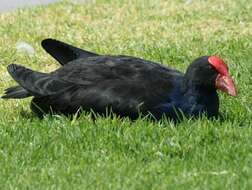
top-left (2, 39), bottom-right (236, 120)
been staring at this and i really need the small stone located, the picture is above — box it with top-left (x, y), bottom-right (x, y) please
top-left (185, 0), bottom-right (192, 5)
top-left (16, 41), bottom-right (35, 56)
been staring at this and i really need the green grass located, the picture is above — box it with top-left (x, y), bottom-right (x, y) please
top-left (0, 0), bottom-right (252, 189)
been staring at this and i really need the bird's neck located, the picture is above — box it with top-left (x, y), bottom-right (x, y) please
top-left (181, 79), bottom-right (219, 117)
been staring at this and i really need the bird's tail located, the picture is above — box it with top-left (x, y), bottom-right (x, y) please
top-left (2, 85), bottom-right (31, 99)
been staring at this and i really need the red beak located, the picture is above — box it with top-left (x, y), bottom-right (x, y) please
top-left (215, 74), bottom-right (237, 96)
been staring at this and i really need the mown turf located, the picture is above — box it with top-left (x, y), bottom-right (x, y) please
top-left (0, 0), bottom-right (252, 189)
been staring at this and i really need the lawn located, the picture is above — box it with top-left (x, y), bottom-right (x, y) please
top-left (0, 0), bottom-right (252, 189)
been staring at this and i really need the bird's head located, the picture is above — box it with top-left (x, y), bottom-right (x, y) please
top-left (184, 56), bottom-right (236, 96)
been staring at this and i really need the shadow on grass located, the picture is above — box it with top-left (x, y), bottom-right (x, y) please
top-left (18, 106), bottom-right (244, 127)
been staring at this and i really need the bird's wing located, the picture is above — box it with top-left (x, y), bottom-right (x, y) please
top-left (51, 56), bottom-right (183, 116)
top-left (7, 64), bottom-right (73, 97)
top-left (41, 38), bottom-right (98, 65)
top-left (7, 56), bottom-right (183, 118)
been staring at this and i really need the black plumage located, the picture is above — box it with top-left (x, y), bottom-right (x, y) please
top-left (41, 39), bottom-right (98, 65)
top-left (2, 39), bottom-right (236, 120)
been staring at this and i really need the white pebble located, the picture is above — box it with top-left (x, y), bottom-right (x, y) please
top-left (71, 0), bottom-right (96, 4)
top-left (16, 41), bottom-right (35, 56)
top-left (185, 0), bottom-right (192, 5)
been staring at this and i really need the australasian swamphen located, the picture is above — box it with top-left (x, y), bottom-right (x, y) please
top-left (2, 39), bottom-right (236, 120)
